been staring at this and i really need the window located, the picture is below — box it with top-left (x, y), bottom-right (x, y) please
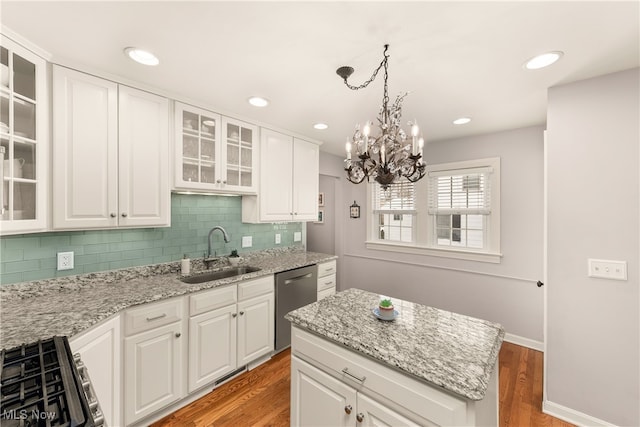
top-left (366, 158), bottom-right (501, 263)
top-left (371, 180), bottom-right (416, 243)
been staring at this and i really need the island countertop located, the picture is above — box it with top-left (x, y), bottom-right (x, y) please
top-left (285, 287), bottom-right (504, 401)
top-left (1, 248), bottom-right (336, 349)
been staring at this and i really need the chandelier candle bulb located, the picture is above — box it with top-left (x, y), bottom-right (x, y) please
top-left (346, 140), bottom-right (352, 160)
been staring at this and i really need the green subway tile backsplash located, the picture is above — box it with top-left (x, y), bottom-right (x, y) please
top-left (0, 193), bottom-right (303, 285)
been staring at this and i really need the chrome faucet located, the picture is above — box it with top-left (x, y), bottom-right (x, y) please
top-left (207, 226), bottom-right (231, 259)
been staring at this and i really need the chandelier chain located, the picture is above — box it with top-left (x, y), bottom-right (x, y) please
top-left (342, 44), bottom-right (390, 92)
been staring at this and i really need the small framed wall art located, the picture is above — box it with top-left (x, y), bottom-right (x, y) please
top-left (317, 209), bottom-right (324, 223)
top-left (318, 192), bottom-right (325, 207)
top-left (350, 200), bottom-right (360, 218)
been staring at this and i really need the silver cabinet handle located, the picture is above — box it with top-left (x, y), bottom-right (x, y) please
top-left (110, 213), bottom-right (116, 218)
top-left (232, 313), bottom-right (237, 318)
top-left (325, 281), bottom-right (334, 285)
top-left (325, 267), bottom-right (334, 272)
top-left (146, 313), bottom-right (167, 322)
top-left (121, 213), bottom-right (128, 217)
top-left (239, 311), bottom-right (245, 315)
top-left (284, 273), bottom-right (313, 285)
top-left (216, 179), bottom-right (221, 183)
top-left (356, 413), bottom-right (364, 423)
top-left (344, 405), bottom-right (352, 415)
top-left (341, 367), bottom-right (366, 383)
top-left (175, 332), bottom-right (181, 338)
top-left (223, 180), bottom-right (227, 184)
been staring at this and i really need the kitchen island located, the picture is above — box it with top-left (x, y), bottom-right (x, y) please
top-left (285, 288), bottom-right (504, 426)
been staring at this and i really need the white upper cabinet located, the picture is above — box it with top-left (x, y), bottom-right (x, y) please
top-left (174, 102), bottom-right (258, 194)
top-left (0, 35), bottom-right (48, 235)
top-left (242, 128), bottom-right (319, 223)
top-left (52, 66), bottom-right (169, 229)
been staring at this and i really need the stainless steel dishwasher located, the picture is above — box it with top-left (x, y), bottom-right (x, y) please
top-left (275, 265), bottom-right (317, 352)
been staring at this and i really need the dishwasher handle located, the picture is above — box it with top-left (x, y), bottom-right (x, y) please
top-left (284, 273), bottom-right (313, 285)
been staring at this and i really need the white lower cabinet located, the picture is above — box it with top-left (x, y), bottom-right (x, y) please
top-left (188, 276), bottom-right (274, 393)
top-left (317, 260), bottom-right (337, 301)
top-left (291, 357), bottom-right (419, 427)
top-left (69, 315), bottom-right (121, 427)
top-left (123, 298), bottom-right (185, 425)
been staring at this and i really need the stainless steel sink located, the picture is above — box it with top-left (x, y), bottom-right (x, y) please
top-left (180, 266), bottom-right (261, 284)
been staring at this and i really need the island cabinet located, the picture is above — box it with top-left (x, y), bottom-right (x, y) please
top-left (52, 65), bottom-right (170, 229)
top-left (242, 128), bottom-right (319, 223)
top-left (287, 288), bottom-right (503, 427)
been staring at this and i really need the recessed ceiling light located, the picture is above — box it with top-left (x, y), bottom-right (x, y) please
top-left (453, 117), bottom-right (472, 125)
top-left (524, 51), bottom-right (563, 70)
top-left (313, 123), bottom-right (328, 130)
top-left (248, 96), bottom-right (269, 107)
top-left (124, 47), bottom-right (159, 66)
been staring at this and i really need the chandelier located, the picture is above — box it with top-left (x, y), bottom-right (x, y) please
top-left (337, 44), bottom-right (426, 190)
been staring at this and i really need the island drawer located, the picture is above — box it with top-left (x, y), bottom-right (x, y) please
top-left (291, 326), bottom-right (468, 426)
top-left (317, 260), bottom-right (336, 278)
top-left (190, 285), bottom-right (237, 316)
top-left (237, 275), bottom-right (274, 301)
top-left (125, 297), bottom-right (183, 336)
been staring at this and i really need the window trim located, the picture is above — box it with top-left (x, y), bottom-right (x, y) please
top-left (366, 157), bottom-right (501, 263)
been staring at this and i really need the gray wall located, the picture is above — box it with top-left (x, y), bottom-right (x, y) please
top-left (326, 125), bottom-right (546, 346)
top-left (546, 68), bottom-right (639, 426)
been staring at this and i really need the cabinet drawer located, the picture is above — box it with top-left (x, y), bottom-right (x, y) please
top-left (190, 285), bottom-right (237, 316)
top-left (317, 274), bottom-right (336, 292)
top-left (125, 298), bottom-right (183, 336)
top-left (292, 327), bottom-right (468, 426)
top-left (238, 275), bottom-right (273, 301)
top-left (317, 260), bottom-right (336, 278)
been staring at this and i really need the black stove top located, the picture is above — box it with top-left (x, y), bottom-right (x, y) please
top-left (0, 336), bottom-right (95, 427)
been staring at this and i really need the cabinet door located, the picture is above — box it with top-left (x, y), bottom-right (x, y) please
top-left (52, 65), bottom-right (118, 229)
top-left (69, 316), bottom-right (121, 427)
top-left (173, 102), bottom-right (222, 191)
top-left (356, 393), bottom-right (421, 427)
top-left (259, 128), bottom-right (293, 221)
top-left (237, 292), bottom-right (274, 366)
top-left (124, 321), bottom-right (184, 425)
top-left (0, 36), bottom-right (48, 234)
top-left (188, 304), bottom-right (237, 393)
top-left (221, 117), bottom-right (258, 193)
top-left (291, 356), bottom-right (356, 427)
top-left (292, 138), bottom-right (319, 221)
top-left (118, 85), bottom-right (169, 227)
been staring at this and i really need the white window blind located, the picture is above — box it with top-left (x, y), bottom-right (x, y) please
top-left (428, 168), bottom-right (492, 215)
top-left (372, 180), bottom-right (416, 214)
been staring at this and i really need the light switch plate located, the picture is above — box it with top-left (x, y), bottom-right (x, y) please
top-left (275, 233), bottom-right (281, 244)
top-left (294, 231), bottom-right (302, 242)
top-left (57, 251), bottom-right (74, 271)
top-left (588, 259), bottom-right (627, 280)
top-left (242, 236), bottom-right (252, 248)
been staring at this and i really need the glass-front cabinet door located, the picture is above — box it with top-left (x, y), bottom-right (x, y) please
top-left (222, 117), bottom-right (257, 193)
top-left (0, 35), bottom-right (47, 235)
top-left (174, 102), bottom-right (257, 194)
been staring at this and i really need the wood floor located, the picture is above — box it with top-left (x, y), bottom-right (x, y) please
top-left (152, 342), bottom-right (574, 427)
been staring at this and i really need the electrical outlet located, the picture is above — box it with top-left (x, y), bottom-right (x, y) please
top-left (57, 252), bottom-right (74, 271)
top-left (294, 231), bottom-right (302, 242)
top-left (275, 233), bottom-right (281, 244)
top-left (242, 236), bottom-right (252, 248)
top-left (588, 259), bottom-right (627, 280)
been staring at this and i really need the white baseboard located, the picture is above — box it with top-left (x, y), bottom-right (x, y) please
top-left (504, 332), bottom-right (544, 352)
top-left (543, 400), bottom-right (614, 427)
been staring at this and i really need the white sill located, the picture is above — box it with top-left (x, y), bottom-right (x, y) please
top-left (365, 240), bottom-right (502, 264)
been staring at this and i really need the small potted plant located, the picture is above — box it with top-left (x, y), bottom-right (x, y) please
top-left (228, 249), bottom-right (241, 266)
top-left (378, 298), bottom-right (395, 320)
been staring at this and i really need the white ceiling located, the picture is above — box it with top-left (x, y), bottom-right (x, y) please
top-left (1, 1), bottom-right (638, 156)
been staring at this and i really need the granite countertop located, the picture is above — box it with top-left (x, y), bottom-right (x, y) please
top-left (1, 248), bottom-right (336, 349)
top-left (285, 288), bottom-right (504, 401)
